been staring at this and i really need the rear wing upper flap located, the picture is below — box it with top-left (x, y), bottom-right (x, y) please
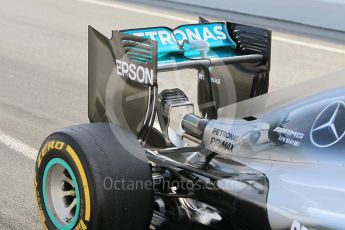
top-left (118, 20), bottom-right (271, 72)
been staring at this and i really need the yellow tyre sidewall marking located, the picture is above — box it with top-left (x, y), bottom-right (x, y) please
top-left (75, 219), bottom-right (87, 230)
top-left (34, 170), bottom-right (48, 230)
top-left (66, 145), bottom-right (91, 222)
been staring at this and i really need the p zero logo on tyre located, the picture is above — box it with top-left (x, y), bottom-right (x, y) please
top-left (37, 141), bottom-right (65, 168)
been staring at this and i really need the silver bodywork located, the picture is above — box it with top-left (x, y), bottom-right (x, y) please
top-left (201, 71), bottom-right (345, 229)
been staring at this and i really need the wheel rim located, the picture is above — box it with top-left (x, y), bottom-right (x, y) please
top-left (42, 158), bottom-right (80, 230)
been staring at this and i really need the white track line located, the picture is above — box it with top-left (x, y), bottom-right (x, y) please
top-left (76, 0), bottom-right (345, 55)
top-left (0, 129), bottom-right (38, 160)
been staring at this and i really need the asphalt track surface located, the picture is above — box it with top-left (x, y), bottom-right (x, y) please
top-left (0, 0), bottom-right (344, 229)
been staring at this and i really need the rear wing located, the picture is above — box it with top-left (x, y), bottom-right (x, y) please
top-left (88, 18), bottom-right (271, 137)
top-left (121, 20), bottom-right (270, 73)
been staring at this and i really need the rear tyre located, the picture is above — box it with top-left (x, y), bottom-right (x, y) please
top-left (34, 123), bottom-right (154, 230)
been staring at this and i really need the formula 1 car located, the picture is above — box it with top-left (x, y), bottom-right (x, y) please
top-left (34, 17), bottom-right (345, 230)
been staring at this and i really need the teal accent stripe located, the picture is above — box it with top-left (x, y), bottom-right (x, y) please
top-left (42, 158), bottom-right (80, 230)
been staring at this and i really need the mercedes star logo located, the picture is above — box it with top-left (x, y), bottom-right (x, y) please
top-left (310, 101), bottom-right (345, 148)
